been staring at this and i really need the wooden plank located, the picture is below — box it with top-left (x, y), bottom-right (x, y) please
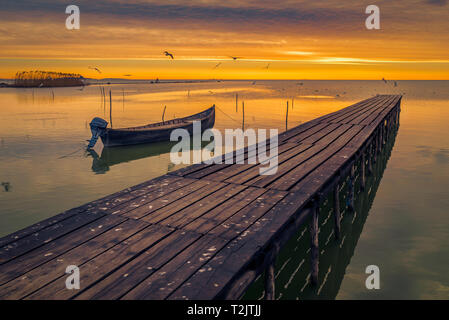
top-left (0, 175), bottom-right (182, 249)
top-left (302, 95), bottom-right (382, 126)
top-left (318, 95), bottom-right (384, 124)
top-left (182, 187), bottom-right (268, 235)
top-left (264, 125), bottom-right (364, 191)
top-left (25, 224), bottom-right (174, 300)
top-left (206, 189), bottom-right (288, 241)
top-left (121, 179), bottom-right (212, 219)
top-left (74, 229), bottom-right (201, 300)
top-left (347, 95), bottom-right (398, 125)
top-left (359, 96), bottom-right (401, 126)
top-left (184, 142), bottom-right (298, 182)
top-left (121, 235), bottom-right (228, 300)
top-left (168, 191), bottom-right (310, 300)
top-left (246, 124), bottom-right (354, 189)
top-left (282, 122), bottom-right (330, 144)
top-left (84, 175), bottom-right (186, 214)
top-left (0, 219), bottom-right (149, 300)
top-left (298, 123), bottom-right (342, 144)
top-left (0, 214), bottom-right (126, 286)
top-left (0, 210), bottom-right (107, 265)
top-left (103, 177), bottom-right (198, 216)
top-left (329, 95), bottom-right (391, 124)
top-left (138, 182), bottom-right (228, 224)
top-left (157, 183), bottom-right (248, 228)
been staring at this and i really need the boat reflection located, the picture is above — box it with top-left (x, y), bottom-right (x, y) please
top-left (87, 140), bottom-right (211, 174)
top-left (242, 121), bottom-right (399, 300)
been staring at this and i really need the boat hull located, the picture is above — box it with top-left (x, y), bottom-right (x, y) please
top-left (100, 107), bottom-right (215, 147)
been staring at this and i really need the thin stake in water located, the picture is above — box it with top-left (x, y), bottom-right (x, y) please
top-left (236, 93), bottom-right (238, 112)
top-left (242, 101), bottom-right (245, 131)
top-left (162, 105), bottom-right (167, 122)
top-left (109, 89), bottom-right (113, 128)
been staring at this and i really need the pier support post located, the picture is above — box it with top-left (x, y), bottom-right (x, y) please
top-left (310, 200), bottom-right (319, 286)
top-left (348, 164), bottom-right (356, 212)
top-left (361, 152), bottom-right (366, 191)
top-left (264, 261), bottom-right (276, 300)
top-left (333, 180), bottom-right (341, 240)
top-left (368, 142), bottom-right (373, 175)
top-left (375, 130), bottom-right (380, 161)
top-left (379, 125), bottom-right (384, 151)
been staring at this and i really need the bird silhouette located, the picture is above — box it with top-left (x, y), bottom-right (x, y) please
top-left (213, 62), bottom-right (222, 69)
top-left (229, 56), bottom-right (241, 61)
top-left (123, 74), bottom-right (132, 77)
top-left (264, 63), bottom-right (270, 69)
top-left (164, 51), bottom-right (174, 59)
top-left (88, 66), bottom-right (102, 74)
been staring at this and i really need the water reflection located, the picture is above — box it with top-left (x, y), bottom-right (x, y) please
top-left (243, 120), bottom-right (399, 300)
top-left (86, 140), bottom-right (211, 174)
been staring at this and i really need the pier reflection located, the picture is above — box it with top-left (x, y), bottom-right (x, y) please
top-left (243, 120), bottom-right (399, 300)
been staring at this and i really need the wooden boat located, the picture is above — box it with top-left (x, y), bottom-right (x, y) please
top-left (87, 105), bottom-right (215, 148)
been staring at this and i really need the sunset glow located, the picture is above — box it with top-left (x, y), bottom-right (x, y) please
top-left (1, 0), bottom-right (448, 79)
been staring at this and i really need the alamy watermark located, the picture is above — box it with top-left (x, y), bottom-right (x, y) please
top-left (170, 121), bottom-right (279, 175)
top-left (65, 5), bottom-right (80, 30)
top-left (65, 265), bottom-right (80, 290)
top-left (365, 265), bottom-right (380, 289)
top-left (365, 5), bottom-right (380, 30)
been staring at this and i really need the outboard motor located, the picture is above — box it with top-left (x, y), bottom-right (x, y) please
top-left (87, 117), bottom-right (108, 149)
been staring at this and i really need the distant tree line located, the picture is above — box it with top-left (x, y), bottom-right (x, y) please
top-left (14, 70), bottom-right (85, 87)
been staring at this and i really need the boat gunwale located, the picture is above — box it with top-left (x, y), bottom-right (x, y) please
top-left (105, 105), bottom-right (215, 133)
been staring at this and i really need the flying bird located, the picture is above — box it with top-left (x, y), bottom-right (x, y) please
top-left (164, 51), bottom-right (174, 59)
top-left (229, 56), bottom-right (241, 61)
top-left (213, 62), bottom-right (222, 69)
top-left (123, 74), bottom-right (132, 77)
top-left (88, 66), bottom-right (102, 74)
top-left (264, 63), bottom-right (270, 69)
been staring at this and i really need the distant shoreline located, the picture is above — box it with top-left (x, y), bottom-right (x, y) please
top-left (0, 79), bottom-right (224, 88)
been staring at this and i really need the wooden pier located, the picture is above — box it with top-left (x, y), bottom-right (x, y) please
top-left (0, 95), bottom-right (402, 300)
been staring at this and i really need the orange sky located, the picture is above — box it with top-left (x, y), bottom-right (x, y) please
top-left (1, 0), bottom-right (449, 79)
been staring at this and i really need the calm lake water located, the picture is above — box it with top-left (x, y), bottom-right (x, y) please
top-left (0, 80), bottom-right (448, 299)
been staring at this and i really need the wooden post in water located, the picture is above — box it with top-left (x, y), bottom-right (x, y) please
top-left (109, 89), bottom-right (113, 128)
top-left (310, 200), bottom-right (319, 286)
top-left (264, 261), bottom-right (275, 300)
top-left (162, 105), bottom-right (167, 122)
top-left (242, 101), bottom-right (245, 131)
top-left (236, 93), bottom-right (238, 112)
top-left (285, 101), bottom-right (289, 131)
top-left (333, 180), bottom-right (341, 240)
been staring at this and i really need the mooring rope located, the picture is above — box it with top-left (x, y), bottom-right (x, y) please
top-left (215, 105), bottom-right (242, 126)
